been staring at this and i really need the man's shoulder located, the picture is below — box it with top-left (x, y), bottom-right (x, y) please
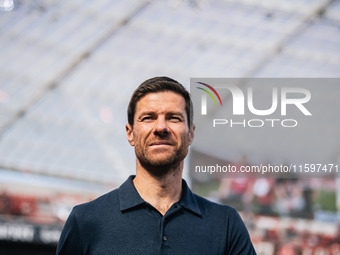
top-left (72, 188), bottom-right (119, 216)
top-left (192, 192), bottom-right (238, 216)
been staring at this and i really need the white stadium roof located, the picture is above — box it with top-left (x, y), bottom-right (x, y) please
top-left (0, 0), bottom-right (339, 187)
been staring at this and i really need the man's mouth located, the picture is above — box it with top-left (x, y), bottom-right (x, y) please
top-left (149, 141), bottom-right (173, 147)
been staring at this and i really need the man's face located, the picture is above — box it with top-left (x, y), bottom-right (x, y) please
top-left (126, 91), bottom-right (194, 171)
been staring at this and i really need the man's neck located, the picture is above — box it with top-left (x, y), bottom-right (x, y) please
top-left (133, 162), bottom-right (183, 216)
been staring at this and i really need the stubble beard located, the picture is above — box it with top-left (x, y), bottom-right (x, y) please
top-left (135, 144), bottom-right (188, 178)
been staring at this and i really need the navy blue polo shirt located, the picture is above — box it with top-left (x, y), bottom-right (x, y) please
top-left (56, 176), bottom-right (256, 255)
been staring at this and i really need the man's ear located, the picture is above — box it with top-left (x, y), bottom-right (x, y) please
top-left (126, 124), bottom-right (135, 146)
top-left (188, 124), bottom-right (195, 145)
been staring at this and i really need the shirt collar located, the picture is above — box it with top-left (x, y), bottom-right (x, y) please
top-left (118, 175), bottom-right (145, 212)
top-left (179, 179), bottom-right (201, 216)
top-left (118, 175), bottom-right (201, 217)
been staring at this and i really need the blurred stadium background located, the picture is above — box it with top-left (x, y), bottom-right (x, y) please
top-left (0, 0), bottom-right (340, 254)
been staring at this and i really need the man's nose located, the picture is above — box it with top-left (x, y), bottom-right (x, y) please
top-left (154, 118), bottom-right (170, 135)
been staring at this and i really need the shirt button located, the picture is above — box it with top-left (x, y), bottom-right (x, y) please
top-left (163, 235), bottom-right (168, 241)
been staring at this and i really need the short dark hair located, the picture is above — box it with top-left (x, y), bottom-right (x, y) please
top-left (127, 76), bottom-right (193, 127)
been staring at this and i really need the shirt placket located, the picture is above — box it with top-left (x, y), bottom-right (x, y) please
top-left (160, 203), bottom-right (182, 252)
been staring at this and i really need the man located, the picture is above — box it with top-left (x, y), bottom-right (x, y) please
top-left (56, 77), bottom-right (256, 254)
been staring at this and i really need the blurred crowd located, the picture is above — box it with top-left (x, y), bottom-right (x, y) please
top-left (0, 190), bottom-right (91, 224)
top-left (216, 174), bottom-right (339, 255)
top-left (218, 177), bottom-right (337, 219)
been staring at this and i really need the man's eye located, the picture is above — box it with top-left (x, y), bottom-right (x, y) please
top-left (170, 116), bottom-right (181, 122)
top-left (141, 116), bottom-right (152, 121)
